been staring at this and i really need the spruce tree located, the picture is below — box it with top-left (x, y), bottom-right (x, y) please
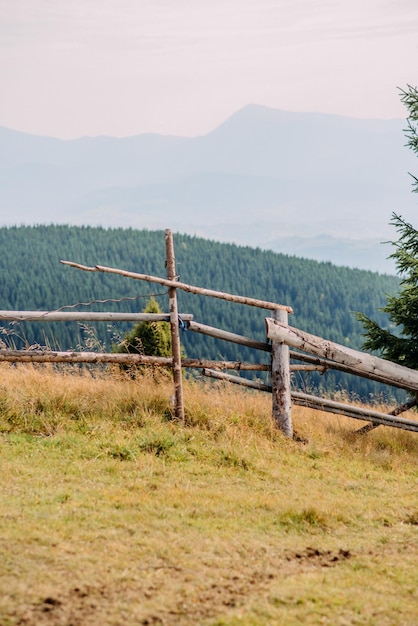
top-left (114, 297), bottom-right (172, 357)
top-left (357, 85), bottom-right (418, 366)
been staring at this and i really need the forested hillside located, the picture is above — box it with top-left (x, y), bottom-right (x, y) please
top-left (0, 225), bottom-right (400, 399)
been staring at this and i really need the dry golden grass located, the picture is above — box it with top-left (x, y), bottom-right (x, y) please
top-left (0, 363), bottom-right (417, 625)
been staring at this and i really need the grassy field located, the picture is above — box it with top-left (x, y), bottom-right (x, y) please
top-left (0, 363), bottom-right (417, 625)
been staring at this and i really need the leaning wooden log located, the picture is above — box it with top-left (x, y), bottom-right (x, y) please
top-left (289, 350), bottom-right (352, 372)
top-left (203, 368), bottom-right (418, 432)
top-left (292, 391), bottom-right (418, 433)
top-left (185, 360), bottom-right (268, 371)
top-left (61, 260), bottom-right (293, 313)
top-left (355, 396), bottom-right (417, 434)
top-left (0, 311), bottom-right (193, 322)
top-left (202, 368), bottom-right (271, 392)
top-left (266, 317), bottom-right (418, 393)
top-left (188, 321), bottom-right (396, 379)
top-left (181, 323), bottom-right (332, 374)
top-left (290, 365), bottom-right (326, 372)
top-left (187, 321), bottom-right (271, 352)
top-left (188, 323), bottom-right (324, 360)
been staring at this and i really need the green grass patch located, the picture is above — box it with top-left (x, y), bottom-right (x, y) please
top-left (0, 365), bottom-right (417, 625)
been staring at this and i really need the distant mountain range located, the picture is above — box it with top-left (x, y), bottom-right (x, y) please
top-left (1, 105), bottom-right (416, 274)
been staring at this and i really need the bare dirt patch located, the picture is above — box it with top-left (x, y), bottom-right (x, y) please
top-left (8, 548), bottom-right (354, 626)
top-left (285, 546), bottom-right (353, 568)
top-left (8, 569), bottom-right (275, 626)
top-left (8, 579), bottom-right (252, 625)
top-left (12, 586), bottom-right (108, 626)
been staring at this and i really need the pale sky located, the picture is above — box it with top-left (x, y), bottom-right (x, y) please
top-left (1, 0), bottom-right (418, 139)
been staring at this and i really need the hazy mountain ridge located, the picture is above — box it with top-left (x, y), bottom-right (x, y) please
top-left (0, 105), bottom-right (416, 273)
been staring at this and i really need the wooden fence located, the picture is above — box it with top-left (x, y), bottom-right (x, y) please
top-left (0, 229), bottom-right (417, 436)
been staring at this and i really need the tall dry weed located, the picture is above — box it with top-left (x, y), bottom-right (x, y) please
top-left (0, 362), bottom-right (416, 467)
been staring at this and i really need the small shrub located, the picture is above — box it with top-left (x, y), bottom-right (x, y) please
top-left (107, 445), bottom-right (136, 461)
top-left (216, 449), bottom-right (251, 471)
top-left (404, 511), bottom-right (418, 526)
top-left (275, 507), bottom-right (328, 532)
top-left (137, 432), bottom-right (176, 457)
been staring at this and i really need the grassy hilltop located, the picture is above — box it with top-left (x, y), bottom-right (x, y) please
top-left (0, 364), bottom-right (417, 625)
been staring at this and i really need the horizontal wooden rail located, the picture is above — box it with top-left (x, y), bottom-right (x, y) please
top-left (0, 350), bottom-right (268, 371)
top-left (0, 348), bottom-right (318, 373)
top-left (61, 260), bottom-right (293, 313)
top-left (0, 311), bottom-right (193, 322)
top-left (0, 351), bottom-right (172, 365)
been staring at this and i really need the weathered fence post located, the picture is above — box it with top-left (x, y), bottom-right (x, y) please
top-left (165, 229), bottom-right (185, 421)
top-left (271, 308), bottom-right (293, 437)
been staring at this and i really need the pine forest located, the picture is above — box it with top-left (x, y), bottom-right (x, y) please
top-left (0, 224), bottom-right (401, 400)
